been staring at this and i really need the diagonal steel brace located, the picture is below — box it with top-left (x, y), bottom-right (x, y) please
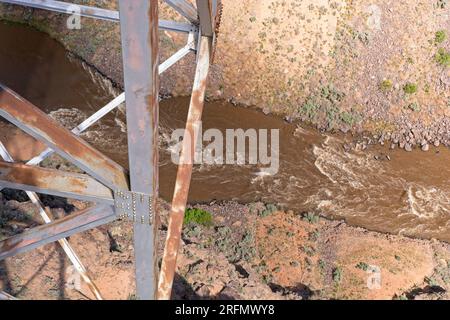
top-left (0, 141), bottom-right (103, 299)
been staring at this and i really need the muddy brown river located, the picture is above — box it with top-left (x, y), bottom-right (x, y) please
top-left (1, 22), bottom-right (450, 242)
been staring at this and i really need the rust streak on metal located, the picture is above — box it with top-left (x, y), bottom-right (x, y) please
top-left (0, 84), bottom-right (129, 190)
top-left (149, 0), bottom-right (161, 297)
top-left (1, 162), bottom-right (83, 189)
top-left (118, 0), bottom-right (160, 300)
top-left (157, 36), bottom-right (211, 300)
top-left (0, 161), bottom-right (114, 203)
top-left (196, 0), bottom-right (215, 37)
top-left (0, 205), bottom-right (115, 259)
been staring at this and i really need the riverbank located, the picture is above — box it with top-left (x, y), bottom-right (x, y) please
top-left (0, 0), bottom-right (448, 151)
top-left (2, 194), bottom-right (450, 300)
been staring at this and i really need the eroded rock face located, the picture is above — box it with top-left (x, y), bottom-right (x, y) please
top-left (0, 0), bottom-right (448, 142)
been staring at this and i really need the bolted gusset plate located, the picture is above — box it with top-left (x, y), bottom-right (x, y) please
top-left (114, 190), bottom-right (154, 225)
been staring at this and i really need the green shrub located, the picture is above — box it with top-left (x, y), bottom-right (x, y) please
top-left (407, 102), bottom-right (421, 112)
top-left (379, 79), bottom-right (393, 91)
top-left (259, 203), bottom-right (278, 217)
top-left (302, 245), bottom-right (316, 257)
top-left (320, 84), bottom-right (345, 103)
top-left (318, 259), bottom-right (326, 271)
top-left (340, 111), bottom-right (358, 126)
top-left (302, 212), bottom-right (320, 224)
top-left (435, 48), bottom-right (450, 67)
top-left (436, 0), bottom-right (447, 9)
top-left (300, 99), bottom-right (319, 120)
top-left (333, 267), bottom-right (343, 283)
top-left (425, 276), bottom-right (439, 287)
top-left (184, 208), bottom-right (213, 226)
top-left (435, 30), bottom-right (447, 44)
top-left (356, 262), bottom-right (369, 271)
top-left (326, 105), bottom-right (340, 127)
top-left (403, 83), bottom-right (418, 94)
top-left (308, 230), bottom-right (321, 241)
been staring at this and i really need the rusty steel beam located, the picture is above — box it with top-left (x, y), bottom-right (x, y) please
top-left (0, 84), bottom-right (129, 190)
top-left (0, 204), bottom-right (115, 261)
top-left (159, 20), bottom-right (196, 34)
top-left (164, 0), bottom-right (198, 24)
top-left (195, 0), bottom-right (215, 37)
top-left (118, 0), bottom-right (159, 300)
top-left (157, 36), bottom-right (212, 300)
top-left (0, 161), bottom-right (114, 204)
top-left (0, 143), bottom-right (103, 299)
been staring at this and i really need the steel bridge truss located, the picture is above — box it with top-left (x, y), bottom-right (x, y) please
top-left (0, 0), bottom-right (220, 300)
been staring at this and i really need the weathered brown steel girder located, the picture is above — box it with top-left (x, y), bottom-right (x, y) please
top-left (118, 0), bottom-right (160, 300)
top-left (0, 161), bottom-right (114, 204)
top-left (0, 84), bottom-right (129, 190)
top-left (0, 204), bottom-right (115, 261)
top-left (157, 35), bottom-right (212, 300)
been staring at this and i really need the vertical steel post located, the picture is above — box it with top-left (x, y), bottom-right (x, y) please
top-left (157, 36), bottom-right (212, 300)
top-left (118, 0), bottom-right (160, 300)
top-left (196, 0), bottom-right (215, 37)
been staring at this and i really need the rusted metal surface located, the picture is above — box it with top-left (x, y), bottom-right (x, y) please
top-left (157, 36), bottom-right (212, 300)
top-left (196, 0), bottom-right (215, 37)
top-left (0, 161), bottom-right (114, 204)
top-left (0, 204), bottom-right (115, 261)
top-left (0, 0), bottom-right (220, 301)
top-left (118, 0), bottom-right (160, 300)
top-left (0, 84), bottom-right (129, 190)
top-left (114, 190), bottom-right (154, 224)
top-left (164, 0), bottom-right (199, 24)
top-left (0, 141), bottom-right (104, 299)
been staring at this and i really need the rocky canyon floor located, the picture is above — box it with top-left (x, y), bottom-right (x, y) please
top-left (2, 195), bottom-right (450, 300)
